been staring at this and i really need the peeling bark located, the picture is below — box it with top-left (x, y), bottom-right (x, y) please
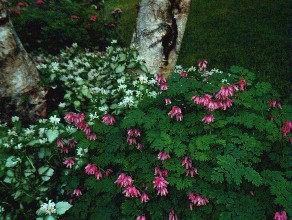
top-left (0, 4), bottom-right (46, 121)
top-left (132, 0), bottom-right (191, 75)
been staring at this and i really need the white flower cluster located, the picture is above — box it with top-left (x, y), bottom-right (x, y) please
top-left (37, 44), bottom-right (159, 115)
top-left (38, 200), bottom-right (56, 216)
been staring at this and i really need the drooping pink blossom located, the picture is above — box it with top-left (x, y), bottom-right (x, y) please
top-left (18, 2), bottom-right (26, 7)
top-left (282, 121), bottom-right (292, 137)
top-left (250, 190), bottom-right (254, 196)
top-left (63, 158), bottom-right (76, 169)
top-left (189, 193), bottom-right (209, 207)
top-left (127, 129), bottom-right (141, 137)
top-left (180, 71), bottom-right (187, 77)
top-left (90, 15), bottom-right (97, 21)
top-left (127, 137), bottom-right (137, 145)
top-left (137, 143), bottom-right (143, 150)
top-left (176, 113), bottom-right (183, 121)
top-left (102, 114), bottom-right (115, 125)
top-left (169, 209), bottom-right (178, 220)
top-left (105, 169), bottom-right (113, 177)
top-left (268, 100), bottom-right (277, 108)
top-left (57, 138), bottom-right (64, 148)
top-left (238, 79), bottom-right (247, 91)
top-left (277, 102), bottom-right (282, 109)
top-left (140, 193), bottom-right (150, 203)
top-left (60, 147), bottom-right (69, 154)
top-left (153, 177), bottom-right (169, 196)
top-left (123, 186), bottom-right (141, 197)
top-left (215, 86), bottom-right (235, 100)
top-left (198, 59), bottom-right (208, 72)
top-left (68, 139), bottom-right (77, 148)
top-left (156, 74), bottom-right (167, 84)
top-left (182, 156), bottom-right (192, 169)
top-left (160, 83), bottom-right (168, 90)
top-left (186, 167), bottom-right (198, 177)
top-left (168, 106), bottom-right (182, 118)
top-left (136, 215), bottom-right (146, 220)
top-left (71, 15), bottom-right (78, 20)
top-left (158, 151), bottom-right (171, 161)
top-left (95, 170), bottom-right (103, 180)
top-left (73, 189), bottom-right (82, 197)
top-left (85, 164), bottom-right (98, 175)
top-left (274, 211), bottom-right (288, 220)
top-left (165, 98), bottom-right (172, 105)
top-left (87, 133), bottom-right (97, 141)
top-left (154, 167), bottom-right (168, 177)
top-left (202, 114), bottom-right (214, 124)
top-left (36, 0), bottom-right (43, 5)
top-left (115, 173), bottom-right (133, 187)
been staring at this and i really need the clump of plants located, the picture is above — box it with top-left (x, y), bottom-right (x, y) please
top-left (0, 57), bottom-right (290, 219)
top-left (6, 0), bottom-right (119, 54)
top-left (36, 43), bottom-right (158, 116)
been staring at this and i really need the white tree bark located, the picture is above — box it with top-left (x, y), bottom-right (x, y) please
top-left (132, 0), bottom-right (191, 75)
top-left (0, 4), bottom-right (46, 121)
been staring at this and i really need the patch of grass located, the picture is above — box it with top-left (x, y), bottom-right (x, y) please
top-left (104, 0), bottom-right (139, 46)
top-left (105, 0), bottom-right (290, 97)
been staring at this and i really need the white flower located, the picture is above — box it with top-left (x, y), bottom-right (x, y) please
top-left (58, 102), bottom-right (66, 108)
top-left (221, 78), bottom-right (228, 83)
top-left (0, 205), bottom-right (4, 213)
top-left (66, 126), bottom-right (77, 134)
top-left (14, 143), bottom-right (23, 150)
top-left (111, 39), bottom-right (117, 44)
top-left (148, 91), bottom-right (158, 98)
top-left (0, 122), bottom-right (7, 127)
top-left (39, 119), bottom-right (48, 124)
top-left (148, 78), bottom-right (157, 85)
top-left (118, 84), bottom-right (127, 90)
top-left (138, 74), bottom-right (148, 83)
top-left (24, 128), bottom-right (35, 136)
top-left (50, 62), bottom-right (59, 72)
top-left (39, 128), bottom-right (46, 136)
top-left (125, 90), bottom-right (133, 96)
top-left (39, 138), bottom-right (48, 144)
top-left (11, 116), bottom-right (19, 122)
top-left (39, 200), bottom-right (56, 216)
top-left (72, 43), bottom-right (78, 48)
top-left (49, 115), bottom-right (61, 125)
top-left (98, 105), bottom-right (109, 112)
top-left (76, 147), bottom-right (88, 157)
top-left (8, 130), bottom-right (17, 136)
top-left (89, 112), bottom-right (99, 120)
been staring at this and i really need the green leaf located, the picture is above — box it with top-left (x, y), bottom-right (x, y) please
top-left (55, 201), bottom-right (72, 215)
top-left (140, 64), bottom-right (148, 73)
top-left (115, 65), bottom-right (125, 73)
top-left (46, 129), bottom-right (59, 143)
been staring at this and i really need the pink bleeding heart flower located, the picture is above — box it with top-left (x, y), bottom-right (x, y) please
top-left (73, 189), bottom-right (82, 197)
top-left (140, 193), bottom-right (150, 203)
top-left (158, 151), bottom-right (171, 161)
top-left (202, 114), bottom-right (214, 124)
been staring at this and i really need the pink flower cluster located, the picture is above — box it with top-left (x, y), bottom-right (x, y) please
top-left (102, 114), bottom-right (115, 126)
top-left (115, 173), bottom-right (149, 202)
top-left (168, 106), bottom-right (183, 121)
top-left (63, 158), bottom-right (77, 169)
top-left (156, 74), bottom-right (168, 90)
top-left (85, 164), bottom-right (103, 180)
top-left (198, 59), bottom-right (208, 72)
top-left (158, 151), bottom-right (171, 161)
top-left (127, 128), bottom-right (143, 150)
top-left (274, 211), bottom-right (288, 220)
top-left (57, 138), bottom-right (77, 154)
top-left (153, 176), bottom-right (169, 196)
top-left (188, 192), bottom-right (209, 209)
top-left (136, 215), bottom-right (146, 220)
top-left (65, 112), bottom-right (97, 140)
top-left (268, 100), bottom-right (282, 109)
top-left (154, 166), bottom-right (168, 177)
top-left (282, 121), bottom-right (292, 138)
top-left (169, 209), bottom-right (178, 220)
top-left (182, 156), bottom-right (198, 177)
top-left (73, 189), bottom-right (82, 197)
top-left (165, 98), bottom-right (172, 105)
top-left (192, 79), bottom-right (246, 124)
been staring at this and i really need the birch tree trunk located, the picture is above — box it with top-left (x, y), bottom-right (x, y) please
top-left (132, 0), bottom-right (191, 75)
top-left (0, 4), bottom-right (46, 121)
